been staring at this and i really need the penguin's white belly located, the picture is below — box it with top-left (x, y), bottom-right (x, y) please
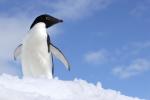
top-left (21, 31), bottom-right (52, 79)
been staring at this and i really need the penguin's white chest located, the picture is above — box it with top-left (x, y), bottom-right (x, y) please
top-left (21, 23), bottom-right (53, 79)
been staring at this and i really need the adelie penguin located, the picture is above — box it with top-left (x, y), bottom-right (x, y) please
top-left (14, 14), bottom-right (70, 79)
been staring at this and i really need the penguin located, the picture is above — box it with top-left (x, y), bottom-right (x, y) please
top-left (14, 14), bottom-right (70, 79)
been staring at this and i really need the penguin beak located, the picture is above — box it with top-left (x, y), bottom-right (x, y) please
top-left (59, 19), bottom-right (63, 23)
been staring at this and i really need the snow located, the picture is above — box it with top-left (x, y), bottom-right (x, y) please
top-left (0, 74), bottom-right (143, 100)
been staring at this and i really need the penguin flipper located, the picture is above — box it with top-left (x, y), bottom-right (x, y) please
top-left (50, 44), bottom-right (70, 70)
top-left (14, 44), bottom-right (22, 60)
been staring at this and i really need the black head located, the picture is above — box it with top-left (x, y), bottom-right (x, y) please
top-left (30, 14), bottom-right (63, 29)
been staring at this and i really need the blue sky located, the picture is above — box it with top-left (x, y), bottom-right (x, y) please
top-left (0, 0), bottom-right (150, 99)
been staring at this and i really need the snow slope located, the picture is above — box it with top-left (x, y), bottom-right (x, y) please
top-left (0, 74), bottom-right (143, 100)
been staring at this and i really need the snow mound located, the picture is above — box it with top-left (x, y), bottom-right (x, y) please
top-left (0, 74), bottom-right (142, 100)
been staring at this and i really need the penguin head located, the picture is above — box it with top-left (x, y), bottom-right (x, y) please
top-left (30, 14), bottom-right (63, 29)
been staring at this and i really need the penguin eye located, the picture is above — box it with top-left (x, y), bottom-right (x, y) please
top-left (46, 17), bottom-right (50, 20)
